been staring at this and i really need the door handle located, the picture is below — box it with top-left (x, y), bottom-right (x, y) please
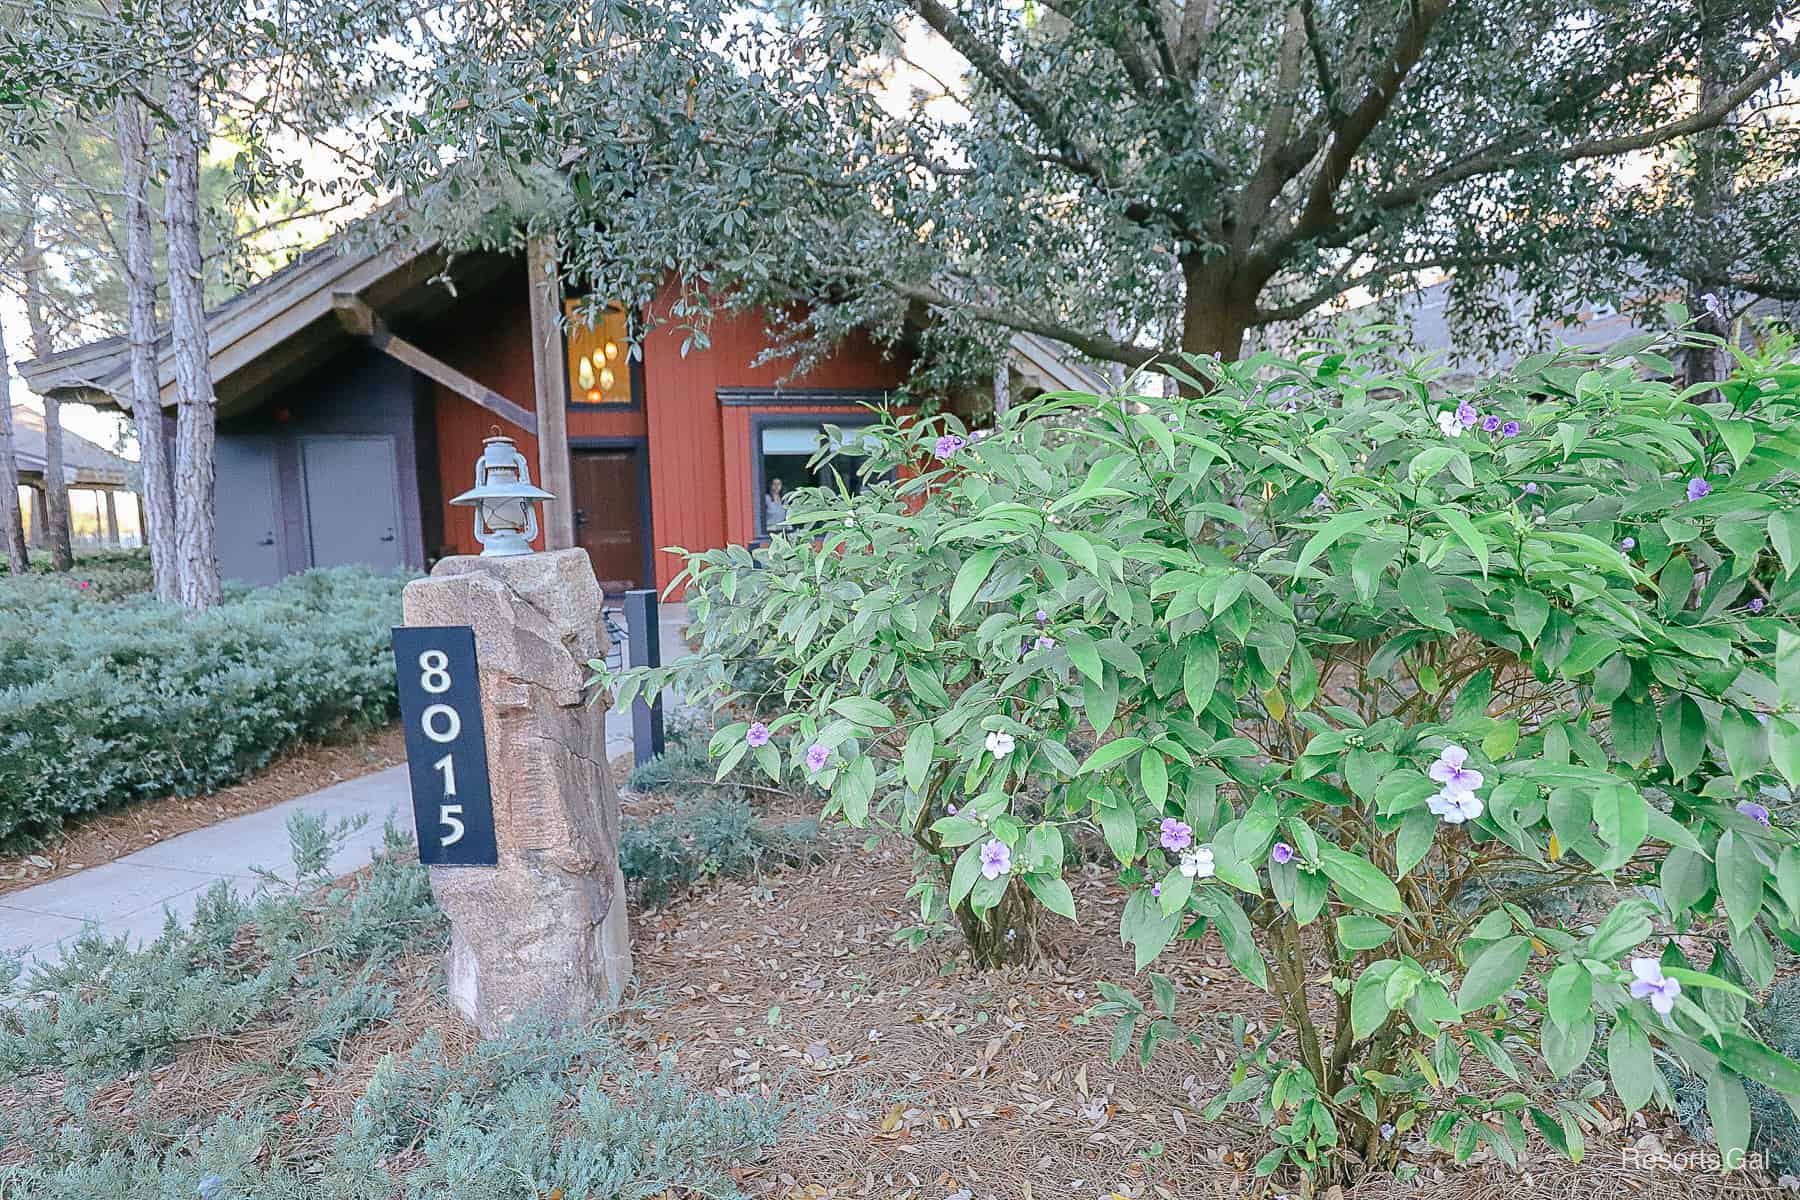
top-left (379, 530), bottom-right (396, 543)
top-left (575, 508), bottom-right (588, 527)
top-left (258, 534), bottom-right (275, 546)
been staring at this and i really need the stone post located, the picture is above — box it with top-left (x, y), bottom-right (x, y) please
top-left (401, 547), bottom-right (631, 1036)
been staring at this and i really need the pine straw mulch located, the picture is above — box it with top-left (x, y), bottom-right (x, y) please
top-left (0, 723), bottom-right (407, 896)
top-left (615, 805), bottom-right (1791, 1200)
top-left (5, 777), bottom-right (1791, 1200)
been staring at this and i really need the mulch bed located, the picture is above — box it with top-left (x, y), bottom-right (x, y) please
top-left (0, 723), bottom-right (407, 896)
top-left (615, 787), bottom-right (1790, 1200)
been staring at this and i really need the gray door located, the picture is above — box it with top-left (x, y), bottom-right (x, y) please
top-left (301, 436), bottom-right (403, 571)
top-left (214, 437), bottom-right (283, 586)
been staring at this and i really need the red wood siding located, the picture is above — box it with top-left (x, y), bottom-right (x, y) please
top-left (420, 268), bottom-right (904, 589)
top-left (642, 303), bottom-right (904, 593)
top-left (422, 269), bottom-right (644, 559)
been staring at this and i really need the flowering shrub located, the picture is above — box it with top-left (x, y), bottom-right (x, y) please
top-left (600, 335), bottom-right (1800, 1182)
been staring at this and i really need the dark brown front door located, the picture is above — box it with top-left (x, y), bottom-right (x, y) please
top-left (571, 447), bottom-right (647, 593)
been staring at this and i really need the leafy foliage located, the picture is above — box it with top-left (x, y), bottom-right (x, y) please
top-left (0, 818), bottom-right (782, 1199)
top-left (0, 566), bottom-right (404, 849)
top-left (377, 0), bottom-right (1800, 375)
top-left (619, 792), bottom-right (823, 907)
top-left (605, 329), bottom-right (1800, 1182)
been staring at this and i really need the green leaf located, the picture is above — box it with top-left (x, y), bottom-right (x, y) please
top-left (1398, 563), bottom-right (1452, 631)
top-left (1607, 1020), bottom-right (1655, 1113)
top-left (1182, 635), bottom-right (1220, 715)
top-left (948, 843), bottom-right (983, 909)
top-left (1318, 846), bottom-right (1402, 914)
top-left (1394, 807), bottom-right (1437, 877)
top-left (1351, 539), bottom-right (1403, 603)
top-left (1080, 736), bottom-right (1147, 774)
top-left (1661, 695), bottom-right (1705, 782)
top-left (947, 547), bottom-right (1001, 621)
top-left (1351, 960), bottom-right (1399, 1038)
top-left (1024, 873), bottom-right (1076, 921)
top-left (1610, 694), bottom-right (1655, 765)
top-left (1546, 962), bottom-right (1592, 1030)
top-left (1719, 1031), bottom-right (1800, 1095)
top-left (1139, 750), bottom-right (1168, 809)
top-left (1543, 1014), bottom-right (1595, 1079)
top-left (1196, 889), bottom-right (1267, 989)
top-left (902, 723), bottom-right (935, 793)
top-left (1511, 587), bottom-right (1550, 646)
top-left (1458, 935), bottom-right (1532, 1013)
top-left (1773, 716), bottom-right (1800, 789)
top-left (1293, 509), bottom-right (1383, 578)
top-left (1716, 830), bottom-right (1766, 934)
top-left (831, 696), bottom-right (895, 727)
top-left (1096, 799), bottom-right (1138, 863)
top-left (1707, 1071), bottom-right (1750, 1163)
top-left (1336, 916), bottom-right (1394, 951)
top-left (1438, 507), bottom-right (1490, 576)
top-left (1769, 511), bottom-right (1800, 577)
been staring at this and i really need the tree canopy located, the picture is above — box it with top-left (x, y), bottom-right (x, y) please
top-left (371, 0), bottom-right (1800, 378)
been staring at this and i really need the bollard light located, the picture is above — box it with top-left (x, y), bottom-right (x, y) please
top-left (449, 429), bottom-right (554, 557)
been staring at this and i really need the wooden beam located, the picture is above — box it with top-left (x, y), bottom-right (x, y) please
top-left (526, 239), bottom-right (574, 550)
top-left (330, 293), bottom-right (538, 437)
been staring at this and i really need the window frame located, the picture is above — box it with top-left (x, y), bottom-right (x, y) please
top-left (748, 411), bottom-right (888, 540)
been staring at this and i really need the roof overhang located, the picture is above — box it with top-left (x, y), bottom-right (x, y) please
top-left (16, 234), bottom-right (516, 420)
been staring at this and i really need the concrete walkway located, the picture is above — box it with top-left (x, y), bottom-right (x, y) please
top-left (1, 703), bottom-right (644, 972)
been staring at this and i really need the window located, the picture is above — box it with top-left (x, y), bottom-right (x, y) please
top-left (565, 300), bottom-right (634, 406)
top-left (755, 419), bottom-right (880, 536)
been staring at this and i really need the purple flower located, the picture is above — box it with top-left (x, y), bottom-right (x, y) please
top-left (1270, 842), bottom-right (1294, 865)
top-left (805, 743), bottom-right (830, 772)
top-left (1151, 883), bottom-right (1162, 898)
top-left (1427, 788), bottom-right (1484, 824)
top-left (1621, 537), bottom-right (1636, 551)
top-left (1481, 415), bottom-right (1501, 433)
top-left (1428, 745), bottom-right (1483, 793)
top-left (1687, 477), bottom-right (1712, 502)
top-left (946, 803), bottom-right (957, 815)
top-left (1738, 800), bottom-right (1772, 826)
top-left (933, 433), bottom-right (966, 459)
top-left (1160, 818), bottom-right (1193, 852)
top-left (745, 722), bottom-right (771, 748)
top-left (979, 838), bottom-right (1012, 879)
top-left (1033, 635), bottom-right (1056, 651)
top-left (1455, 399), bottom-right (1479, 427)
top-left (1522, 482), bottom-right (1538, 495)
top-left (1312, 492), bottom-right (1333, 510)
top-left (1629, 958), bottom-right (1682, 1016)
top-left (1748, 598), bottom-right (1765, 614)
top-left (1702, 292), bottom-right (1726, 320)
top-left (1500, 420), bottom-right (1521, 438)
top-left (1035, 608), bottom-right (1048, 623)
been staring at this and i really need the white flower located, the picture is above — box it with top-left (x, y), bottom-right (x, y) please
top-left (984, 730), bottom-right (1016, 758)
top-left (1179, 846), bottom-right (1216, 879)
top-left (1426, 789), bottom-right (1483, 824)
top-left (1435, 410), bottom-right (1464, 438)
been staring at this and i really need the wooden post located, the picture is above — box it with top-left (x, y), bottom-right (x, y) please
top-left (527, 238), bottom-right (574, 551)
top-left (103, 489), bottom-right (120, 545)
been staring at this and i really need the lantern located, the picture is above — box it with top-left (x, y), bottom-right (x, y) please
top-left (449, 430), bottom-right (554, 557)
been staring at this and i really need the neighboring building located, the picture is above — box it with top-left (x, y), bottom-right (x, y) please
top-left (11, 404), bottom-right (141, 550)
top-left (20, 235), bottom-right (1101, 595)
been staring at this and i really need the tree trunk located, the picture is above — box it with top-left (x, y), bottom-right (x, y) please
top-left (1178, 254), bottom-right (1253, 365)
top-left (0, 310), bottom-right (29, 574)
top-left (20, 216), bottom-right (75, 572)
top-left (1682, 7), bottom-right (1733, 392)
top-left (165, 68), bottom-right (221, 610)
top-left (115, 96), bottom-right (180, 603)
top-left (946, 869), bottom-right (1044, 968)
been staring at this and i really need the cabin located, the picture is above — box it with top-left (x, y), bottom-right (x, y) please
top-left (19, 234), bottom-right (1099, 596)
top-left (11, 403), bottom-right (142, 551)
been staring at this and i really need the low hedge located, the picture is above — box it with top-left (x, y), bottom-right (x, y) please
top-left (0, 567), bottom-right (406, 850)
